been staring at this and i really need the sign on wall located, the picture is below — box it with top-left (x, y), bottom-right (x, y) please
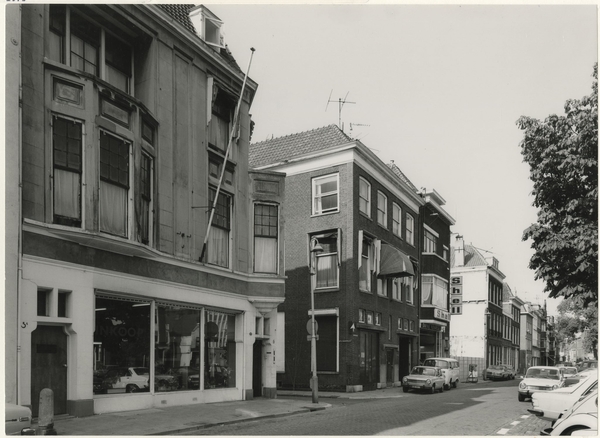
top-left (450, 276), bottom-right (463, 315)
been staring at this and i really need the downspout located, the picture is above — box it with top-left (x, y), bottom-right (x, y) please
top-left (16, 3), bottom-right (23, 404)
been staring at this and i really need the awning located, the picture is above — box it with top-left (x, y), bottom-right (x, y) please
top-left (378, 244), bottom-right (415, 278)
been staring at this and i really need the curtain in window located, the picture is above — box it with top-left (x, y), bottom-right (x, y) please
top-left (54, 169), bottom-right (80, 219)
top-left (100, 181), bottom-right (127, 236)
top-left (207, 226), bottom-right (229, 267)
top-left (316, 254), bottom-right (337, 288)
top-left (254, 236), bottom-right (277, 273)
top-left (208, 115), bottom-right (229, 151)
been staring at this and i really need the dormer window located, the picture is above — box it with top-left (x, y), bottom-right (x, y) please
top-left (189, 5), bottom-right (224, 50)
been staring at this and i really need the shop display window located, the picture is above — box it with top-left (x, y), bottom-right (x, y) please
top-left (204, 309), bottom-right (236, 389)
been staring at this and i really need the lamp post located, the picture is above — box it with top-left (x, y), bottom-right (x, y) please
top-left (309, 237), bottom-right (323, 404)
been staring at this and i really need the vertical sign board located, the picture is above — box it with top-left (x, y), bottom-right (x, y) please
top-left (450, 276), bottom-right (463, 315)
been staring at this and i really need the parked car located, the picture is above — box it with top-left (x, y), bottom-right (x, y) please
top-left (529, 373), bottom-right (598, 421)
top-left (485, 364), bottom-right (515, 380)
top-left (564, 369), bottom-right (597, 388)
top-left (402, 366), bottom-right (446, 394)
top-left (5, 403), bottom-right (36, 435)
top-left (561, 367), bottom-right (579, 379)
top-left (102, 367), bottom-right (150, 393)
top-left (518, 366), bottom-right (565, 402)
top-left (422, 357), bottom-right (460, 389)
top-left (540, 389), bottom-right (598, 436)
top-left (578, 360), bottom-right (598, 372)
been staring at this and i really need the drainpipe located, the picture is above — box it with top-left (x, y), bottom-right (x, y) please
top-left (16, 4), bottom-right (23, 404)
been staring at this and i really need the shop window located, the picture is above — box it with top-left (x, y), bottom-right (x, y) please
top-left (311, 232), bottom-right (340, 289)
top-left (405, 213), bottom-right (414, 246)
top-left (392, 203), bottom-right (401, 237)
top-left (49, 5), bottom-right (134, 94)
top-left (315, 314), bottom-right (338, 372)
top-left (207, 188), bottom-right (231, 268)
top-left (93, 296), bottom-right (150, 396)
top-left (37, 289), bottom-right (51, 317)
top-left (358, 177), bottom-right (370, 217)
top-left (100, 131), bottom-right (130, 237)
top-left (312, 174), bottom-right (339, 215)
top-left (204, 309), bottom-right (236, 389)
top-left (377, 191), bottom-right (387, 227)
top-left (254, 204), bottom-right (278, 274)
top-left (154, 304), bottom-right (201, 392)
top-left (53, 116), bottom-right (82, 227)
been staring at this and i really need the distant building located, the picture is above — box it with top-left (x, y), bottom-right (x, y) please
top-left (7, 3), bottom-right (285, 417)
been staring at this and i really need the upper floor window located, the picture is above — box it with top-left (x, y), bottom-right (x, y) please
top-left (392, 278), bottom-right (401, 301)
top-left (377, 191), bottom-right (387, 227)
top-left (358, 177), bottom-right (370, 217)
top-left (140, 152), bottom-right (153, 245)
top-left (209, 90), bottom-right (233, 153)
top-left (99, 131), bottom-right (130, 237)
top-left (377, 278), bottom-right (388, 297)
top-left (52, 116), bottom-right (83, 227)
top-left (392, 203), bottom-right (401, 237)
top-left (443, 245), bottom-right (449, 261)
top-left (254, 204), bottom-right (278, 274)
top-left (207, 188), bottom-right (231, 268)
top-left (405, 213), bottom-right (415, 245)
top-left (358, 233), bottom-right (373, 292)
top-left (424, 229), bottom-right (438, 254)
top-left (312, 174), bottom-right (339, 215)
top-left (48, 5), bottom-right (133, 94)
top-left (399, 277), bottom-right (415, 304)
top-left (422, 275), bottom-right (449, 309)
top-left (311, 232), bottom-right (339, 289)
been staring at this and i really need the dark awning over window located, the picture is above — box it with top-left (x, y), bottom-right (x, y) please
top-left (379, 244), bottom-right (414, 278)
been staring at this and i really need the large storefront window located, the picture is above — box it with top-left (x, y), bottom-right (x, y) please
top-left (93, 296), bottom-right (151, 394)
top-left (204, 309), bottom-right (236, 389)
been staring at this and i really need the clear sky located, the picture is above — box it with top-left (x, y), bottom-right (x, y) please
top-left (207, 2), bottom-right (598, 315)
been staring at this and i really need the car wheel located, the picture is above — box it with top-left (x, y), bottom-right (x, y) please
top-left (439, 384), bottom-right (444, 393)
top-left (402, 387), bottom-right (409, 393)
top-left (126, 384), bottom-right (138, 393)
top-left (518, 394), bottom-right (525, 402)
top-left (452, 380), bottom-right (458, 389)
top-left (430, 385), bottom-right (436, 394)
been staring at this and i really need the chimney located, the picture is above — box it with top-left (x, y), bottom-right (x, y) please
top-left (451, 233), bottom-right (465, 267)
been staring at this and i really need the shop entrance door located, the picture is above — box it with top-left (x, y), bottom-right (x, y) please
top-left (252, 341), bottom-right (262, 398)
top-left (359, 331), bottom-right (379, 390)
top-left (386, 348), bottom-right (394, 385)
top-left (31, 326), bottom-right (68, 417)
top-left (398, 337), bottom-right (411, 382)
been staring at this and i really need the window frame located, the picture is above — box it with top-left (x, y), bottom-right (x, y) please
top-left (377, 277), bottom-right (388, 297)
top-left (312, 173), bottom-right (339, 216)
top-left (358, 177), bottom-right (371, 217)
top-left (377, 191), bottom-right (387, 228)
top-left (254, 203), bottom-right (279, 274)
top-left (405, 213), bottom-right (415, 246)
top-left (358, 232), bottom-right (373, 293)
top-left (207, 187), bottom-right (232, 268)
top-left (424, 229), bottom-right (438, 254)
top-left (392, 203), bottom-right (402, 237)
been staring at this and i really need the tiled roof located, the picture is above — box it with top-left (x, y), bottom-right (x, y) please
top-left (503, 283), bottom-right (514, 301)
top-left (386, 162), bottom-right (419, 193)
top-left (156, 4), bottom-right (241, 72)
top-left (249, 125), bottom-right (353, 168)
top-left (451, 243), bottom-right (488, 268)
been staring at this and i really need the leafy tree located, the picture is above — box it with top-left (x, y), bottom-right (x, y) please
top-left (555, 296), bottom-right (598, 360)
top-left (517, 64), bottom-right (598, 307)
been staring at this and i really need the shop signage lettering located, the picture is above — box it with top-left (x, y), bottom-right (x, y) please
top-left (434, 308), bottom-right (450, 321)
top-left (97, 325), bottom-right (145, 337)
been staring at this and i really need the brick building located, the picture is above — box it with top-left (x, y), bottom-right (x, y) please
top-left (6, 4), bottom-right (285, 417)
top-left (250, 125), bottom-right (453, 391)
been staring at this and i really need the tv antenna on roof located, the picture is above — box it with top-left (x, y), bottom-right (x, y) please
top-left (326, 90), bottom-right (355, 131)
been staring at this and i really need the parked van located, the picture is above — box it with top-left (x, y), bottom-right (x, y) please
top-left (423, 357), bottom-right (460, 389)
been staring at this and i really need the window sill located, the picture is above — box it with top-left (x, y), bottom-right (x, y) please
top-left (314, 287), bottom-right (339, 293)
top-left (377, 222), bottom-right (388, 230)
top-left (311, 210), bottom-right (340, 218)
top-left (359, 288), bottom-right (372, 294)
top-left (358, 211), bottom-right (372, 220)
top-left (422, 252), bottom-right (449, 263)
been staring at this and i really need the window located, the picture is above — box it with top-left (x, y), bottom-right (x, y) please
top-left (377, 191), bottom-right (387, 227)
top-left (443, 245), bottom-right (449, 261)
top-left (359, 177), bottom-right (370, 217)
top-left (205, 309), bottom-right (236, 389)
top-left (406, 213), bottom-right (414, 245)
top-left (311, 232), bottom-right (339, 289)
top-left (208, 91), bottom-right (232, 152)
top-left (315, 314), bottom-right (338, 372)
top-left (100, 131), bottom-right (130, 237)
top-left (392, 279), bottom-right (401, 301)
top-left (53, 116), bottom-right (82, 227)
top-left (375, 313), bottom-right (381, 326)
top-left (424, 229), bottom-right (438, 254)
top-left (422, 275), bottom-right (449, 309)
top-left (366, 311), bottom-right (374, 325)
top-left (254, 204), bottom-right (278, 274)
top-left (58, 291), bottom-right (70, 318)
top-left (392, 203), bottom-right (401, 237)
top-left (37, 289), bottom-right (51, 317)
top-left (207, 188), bottom-right (231, 267)
top-left (358, 309), bottom-right (365, 323)
top-left (398, 318), bottom-right (402, 330)
top-left (377, 278), bottom-right (387, 297)
top-left (312, 174), bottom-right (339, 215)
top-left (359, 234), bottom-right (373, 292)
top-left (399, 277), bottom-right (415, 304)
top-left (48, 6), bottom-right (134, 94)
top-left (140, 152), bottom-right (153, 244)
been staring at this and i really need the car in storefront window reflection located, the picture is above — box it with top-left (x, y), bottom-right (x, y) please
top-left (205, 365), bottom-right (229, 388)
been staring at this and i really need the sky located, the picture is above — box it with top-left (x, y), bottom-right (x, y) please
top-left (206, 1), bottom-right (598, 316)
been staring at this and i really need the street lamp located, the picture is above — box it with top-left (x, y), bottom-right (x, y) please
top-left (309, 237), bottom-right (323, 404)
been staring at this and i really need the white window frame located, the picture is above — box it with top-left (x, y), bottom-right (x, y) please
top-left (358, 177), bottom-right (371, 217)
top-left (254, 203), bottom-right (279, 274)
top-left (311, 231), bottom-right (340, 290)
top-left (392, 278), bottom-right (401, 301)
top-left (392, 203), bottom-right (401, 237)
top-left (312, 173), bottom-right (339, 216)
top-left (406, 213), bottom-right (415, 246)
top-left (358, 232), bottom-right (373, 293)
top-left (424, 228), bottom-right (438, 254)
top-left (377, 191), bottom-right (387, 228)
top-left (377, 278), bottom-right (387, 297)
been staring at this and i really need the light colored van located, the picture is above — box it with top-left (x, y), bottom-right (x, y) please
top-left (423, 357), bottom-right (460, 389)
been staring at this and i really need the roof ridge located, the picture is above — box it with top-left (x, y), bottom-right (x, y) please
top-left (251, 124), bottom-right (348, 146)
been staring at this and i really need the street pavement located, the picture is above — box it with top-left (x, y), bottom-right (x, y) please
top-left (55, 381), bottom-right (548, 436)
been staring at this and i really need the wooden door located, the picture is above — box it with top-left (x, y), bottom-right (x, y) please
top-left (359, 331), bottom-right (379, 390)
top-left (31, 326), bottom-right (68, 417)
top-left (386, 349), bottom-right (394, 384)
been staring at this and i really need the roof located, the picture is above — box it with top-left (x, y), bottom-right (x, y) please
top-left (386, 162), bottom-right (419, 193)
top-left (249, 125), bottom-right (353, 168)
top-left (450, 243), bottom-right (488, 268)
top-left (156, 4), bottom-right (241, 71)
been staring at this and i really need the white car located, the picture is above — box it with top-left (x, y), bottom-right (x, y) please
top-left (529, 373), bottom-right (598, 421)
top-left (5, 403), bottom-right (36, 435)
top-left (518, 366), bottom-right (565, 402)
top-left (540, 389), bottom-right (598, 436)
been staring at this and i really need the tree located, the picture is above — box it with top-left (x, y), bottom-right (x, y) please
top-left (516, 64), bottom-right (598, 307)
top-left (555, 297), bottom-right (598, 360)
